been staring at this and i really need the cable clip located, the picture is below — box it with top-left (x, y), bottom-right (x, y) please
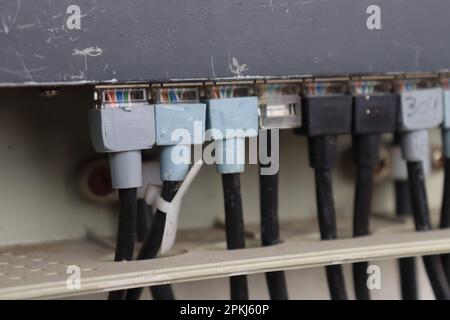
top-left (144, 159), bottom-right (203, 254)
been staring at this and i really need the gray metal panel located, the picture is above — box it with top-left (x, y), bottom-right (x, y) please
top-left (0, 0), bottom-right (450, 86)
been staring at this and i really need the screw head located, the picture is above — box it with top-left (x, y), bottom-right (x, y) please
top-left (39, 87), bottom-right (60, 98)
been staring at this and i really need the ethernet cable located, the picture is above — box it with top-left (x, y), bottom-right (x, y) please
top-left (296, 81), bottom-right (352, 300)
top-left (136, 197), bottom-right (175, 300)
top-left (396, 79), bottom-right (450, 300)
top-left (205, 85), bottom-right (259, 300)
top-left (88, 86), bottom-right (155, 300)
top-left (125, 86), bottom-right (206, 300)
top-left (136, 160), bottom-right (175, 300)
top-left (137, 198), bottom-right (152, 243)
top-left (350, 80), bottom-right (397, 300)
top-left (441, 81), bottom-right (450, 285)
top-left (390, 132), bottom-right (425, 299)
top-left (256, 83), bottom-right (302, 300)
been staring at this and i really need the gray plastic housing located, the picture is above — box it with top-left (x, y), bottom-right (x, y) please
top-left (155, 103), bottom-right (206, 181)
top-left (206, 97), bottom-right (258, 174)
top-left (109, 150), bottom-right (142, 189)
top-left (391, 144), bottom-right (431, 180)
top-left (155, 103), bottom-right (206, 146)
top-left (401, 130), bottom-right (429, 162)
top-left (206, 97), bottom-right (259, 139)
top-left (88, 104), bottom-right (156, 153)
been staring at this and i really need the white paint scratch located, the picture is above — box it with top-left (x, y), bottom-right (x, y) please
top-left (1, 18), bottom-right (9, 34)
top-left (0, 65), bottom-right (48, 76)
top-left (229, 56), bottom-right (249, 77)
top-left (393, 41), bottom-right (425, 69)
top-left (0, 48), bottom-right (48, 80)
top-left (47, 27), bottom-right (61, 33)
top-left (16, 23), bottom-right (35, 29)
top-left (262, 0), bottom-right (332, 10)
top-left (72, 46), bottom-right (103, 71)
top-left (210, 55), bottom-right (216, 78)
top-left (15, 49), bottom-right (32, 80)
top-left (70, 71), bottom-right (86, 80)
top-left (72, 47), bottom-right (103, 57)
top-left (1, 0), bottom-right (21, 34)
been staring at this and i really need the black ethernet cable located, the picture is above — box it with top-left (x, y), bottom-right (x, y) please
top-left (125, 87), bottom-right (206, 300)
top-left (222, 173), bottom-right (249, 300)
top-left (257, 83), bottom-right (301, 300)
top-left (391, 133), bottom-right (419, 300)
top-left (309, 135), bottom-right (348, 300)
top-left (441, 157), bottom-right (450, 285)
top-left (125, 181), bottom-right (180, 300)
top-left (205, 89), bottom-right (259, 300)
top-left (440, 87), bottom-right (450, 285)
top-left (351, 92), bottom-right (397, 300)
top-left (296, 90), bottom-right (353, 300)
top-left (407, 160), bottom-right (450, 299)
top-left (88, 87), bottom-right (155, 300)
top-left (108, 188), bottom-right (138, 300)
top-left (395, 180), bottom-right (419, 300)
top-left (397, 86), bottom-right (450, 300)
top-left (137, 199), bottom-right (153, 243)
top-left (259, 130), bottom-right (289, 300)
top-left (136, 198), bottom-right (175, 300)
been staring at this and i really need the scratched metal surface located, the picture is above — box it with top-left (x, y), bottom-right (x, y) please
top-left (0, 0), bottom-right (449, 86)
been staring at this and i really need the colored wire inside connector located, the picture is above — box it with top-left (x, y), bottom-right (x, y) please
top-left (442, 78), bottom-right (449, 90)
top-left (398, 80), bottom-right (418, 92)
top-left (101, 88), bottom-right (147, 106)
top-left (354, 81), bottom-right (374, 95)
top-left (306, 82), bottom-right (327, 96)
top-left (259, 84), bottom-right (299, 103)
top-left (351, 80), bottom-right (392, 95)
top-left (396, 78), bottom-right (439, 93)
top-left (209, 85), bottom-right (250, 99)
top-left (155, 88), bottom-right (199, 103)
top-left (305, 82), bottom-right (347, 97)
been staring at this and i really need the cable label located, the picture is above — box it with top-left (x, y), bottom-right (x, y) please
top-left (400, 88), bottom-right (443, 130)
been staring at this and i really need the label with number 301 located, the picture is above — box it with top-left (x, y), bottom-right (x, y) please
top-left (399, 88), bottom-right (443, 130)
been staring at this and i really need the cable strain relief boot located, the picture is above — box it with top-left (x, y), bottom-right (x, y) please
top-left (353, 134), bottom-right (380, 167)
top-left (109, 150), bottom-right (142, 189)
top-left (160, 145), bottom-right (191, 181)
top-left (307, 135), bottom-right (337, 170)
top-left (401, 129), bottom-right (429, 163)
top-left (215, 137), bottom-right (245, 174)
